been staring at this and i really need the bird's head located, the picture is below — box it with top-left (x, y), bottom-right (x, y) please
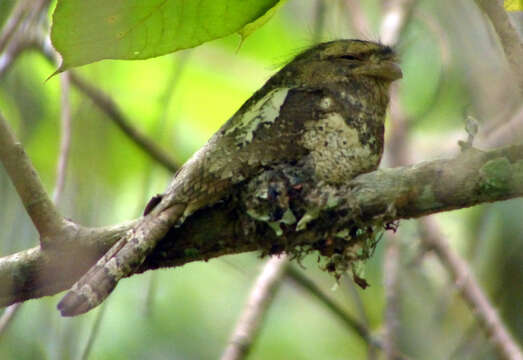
top-left (278, 39), bottom-right (402, 87)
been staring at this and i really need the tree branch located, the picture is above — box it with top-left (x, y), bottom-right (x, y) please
top-left (474, 0), bottom-right (523, 95)
top-left (67, 72), bottom-right (179, 173)
top-left (0, 0), bottom-right (29, 54)
top-left (0, 112), bottom-right (66, 241)
top-left (0, 72), bottom-right (73, 337)
top-left (221, 255), bottom-right (289, 360)
top-left (419, 218), bottom-right (523, 360)
top-left (286, 267), bottom-right (385, 351)
top-left (35, 44), bottom-right (180, 173)
top-left (0, 143), bottom-right (521, 308)
top-left (52, 72), bottom-right (72, 204)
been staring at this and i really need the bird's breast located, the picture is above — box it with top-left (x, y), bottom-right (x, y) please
top-left (299, 110), bottom-right (382, 184)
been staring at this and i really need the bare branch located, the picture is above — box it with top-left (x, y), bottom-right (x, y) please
top-left (383, 238), bottom-right (401, 359)
top-left (419, 218), bottom-right (523, 360)
top-left (0, 0), bottom-right (50, 76)
top-left (0, 0), bottom-right (28, 54)
top-left (221, 256), bottom-right (289, 360)
top-left (481, 105), bottom-right (523, 148)
top-left (0, 303), bottom-right (20, 339)
top-left (0, 69), bottom-right (73, 337)
top-left (80, 303), bottom-right (108, 360)
top-left (34, 45), bottom-right (180, 173)
top-left (341, 277), bottom-right (379, 359)
top-left (68, 72), bottom-right (179, 173)
top-left (0, 112), bottom-right (66, 240)
top-left (475, 0), bottom-right (523, 95)
top-left (287, 267), bottom-right (384, 350)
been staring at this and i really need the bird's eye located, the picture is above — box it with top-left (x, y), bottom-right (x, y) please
top-left (340, 55), bottom-right (360, 61)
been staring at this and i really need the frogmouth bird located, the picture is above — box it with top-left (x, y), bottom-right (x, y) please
top-left (58, 39), bottom-right (402, 316)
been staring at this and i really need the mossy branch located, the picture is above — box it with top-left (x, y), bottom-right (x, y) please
top-left (0, 144), bottom-right (522, 307)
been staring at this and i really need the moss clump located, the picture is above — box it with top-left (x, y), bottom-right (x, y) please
top-left (183, 248), bottom-right (200, 258)
top-left (479, 158), bottom-right (512, 194)
top-left (243, 163), bottom-right (387, 285)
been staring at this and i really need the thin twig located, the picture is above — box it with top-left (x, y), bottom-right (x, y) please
top-left (80, 303), bottom-right (108, 360)
top-left (0, 303), bottom-right (20, 339)
top-left (0, 0), bottom-right (50, 79)
top-left (68, 72), bottom-right (179, 173)
top-left (474, 0), bottom-right (523, 95)
top-left (0, 0), bottom-right (28, 54)
top-left (53, 71), bottom-right (72, 203)
top-left (383, 239), bottom-right (401, 359)
top-left (0, 34), bottom-right (33, 78)
top-left (286, 267), bottom-right (384, 350)
top-left (221, 255), bottom-right (289, 360)
top-left (419, 218), bottom-right (523, 360)
top-left (2, 32), bottom-right (179, 175)
top-left (342, 277), bottom-right (378, 360)
top-left (0, 0), bottom-right (50, 53)
top-left (480, 104), bottom-right (523, 148)
top-left (35, 44), bottom-right (179, 173)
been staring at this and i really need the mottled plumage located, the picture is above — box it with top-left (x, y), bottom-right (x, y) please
top-left (58, 39), bottom-right (402, 316)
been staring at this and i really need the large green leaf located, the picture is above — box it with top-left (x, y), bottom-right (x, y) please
top-left (238, 0), bottom-right (287, 43)
top-left (51, 0), bottom-right (280, 70)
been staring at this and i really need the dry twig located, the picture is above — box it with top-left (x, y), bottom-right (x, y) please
top-left (419, 218), bottom-right (523, 360)
top-left (475, 0), bottom-right (523, 95)
top-left (221, 256), bottom-right (289, 360)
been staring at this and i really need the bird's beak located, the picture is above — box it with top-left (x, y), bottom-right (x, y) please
top-left (354, 60), bottom-right (403, 81)
top-left (380, 60), bottom-right (403, 81)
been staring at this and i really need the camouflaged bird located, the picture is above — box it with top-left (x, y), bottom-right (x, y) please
top-left (58, 39), bottom-right (402, 316)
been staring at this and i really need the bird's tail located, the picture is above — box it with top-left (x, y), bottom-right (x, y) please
top-left (57, 203), bottom-right (185, 316)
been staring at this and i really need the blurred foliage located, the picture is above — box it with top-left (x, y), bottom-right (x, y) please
top-left (0, 0), bottom-right (522, 359)
top-left (0, 0), bottom-right (16, 28)
top-left (505, 0), bottom-right (523, 11)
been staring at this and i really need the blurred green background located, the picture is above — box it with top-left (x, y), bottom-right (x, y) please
top-left (0, 0), bottom-right (522, 359)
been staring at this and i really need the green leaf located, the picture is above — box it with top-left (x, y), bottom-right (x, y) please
top-left (238, 0), bottom-right (287, 44)
top-left (51, 0), bottom-right (280, 70)
top-left (504, 0), bottom-right (523, 11)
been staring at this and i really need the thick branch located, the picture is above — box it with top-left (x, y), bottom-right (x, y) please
top-left (0, 144), bottom-right (522, 307)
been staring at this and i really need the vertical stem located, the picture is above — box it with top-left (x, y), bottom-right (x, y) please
top-left (54, 71), bottom-right (72, 204)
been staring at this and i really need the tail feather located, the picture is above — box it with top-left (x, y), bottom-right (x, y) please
top-left (58, 204), bottom-right (185, 316)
